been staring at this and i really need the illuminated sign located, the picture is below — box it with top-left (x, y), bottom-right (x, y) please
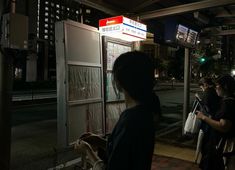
top-left (176, 24), bottom-right (188, 42)
top-left (186, 29), bottom-right (198, 45)
top-left (99, 16), bottom-right (147, 42)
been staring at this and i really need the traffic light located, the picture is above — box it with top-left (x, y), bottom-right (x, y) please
top-left (199, 57), bottom-right (206, 63)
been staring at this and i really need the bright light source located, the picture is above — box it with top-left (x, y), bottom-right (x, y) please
top-left (197, 40), bottom-right (200, 44)
top-left (99, 16), bottom-right (147, 42)
top-left (199, 57), bottom-right (206, 63)
top-left (231, 69), bottom-right (235, 76)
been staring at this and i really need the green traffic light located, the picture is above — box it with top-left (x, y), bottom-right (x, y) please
top-left (199, 57), bottom-right (206, 63)
top-left (200, 58), bottom-right (205, 62)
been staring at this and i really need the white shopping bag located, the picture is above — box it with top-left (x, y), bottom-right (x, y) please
top-left (184, 101), bottom-right (201, 134)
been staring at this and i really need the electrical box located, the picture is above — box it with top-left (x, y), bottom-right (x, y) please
top-left (1, 13), bottom-right (28, 50)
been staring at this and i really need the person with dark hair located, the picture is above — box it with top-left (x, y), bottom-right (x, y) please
top-left (74, 51), bottom-right (160, 170)
top-left (196, 77), bottom-right (221, 169)
top-left (196, 74), bottom-right (235, 170)
top-left (197, 77), bottom-right (220, 117)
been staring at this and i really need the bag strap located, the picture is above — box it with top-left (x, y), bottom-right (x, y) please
top-left (223, 97), bottom-right (235, 101)
top-left (195, 97), bottom-right (210, 116)
top-left (190, 99), bottom-right (198, 112)
top-left (192, 102), bottom-right (199, 114)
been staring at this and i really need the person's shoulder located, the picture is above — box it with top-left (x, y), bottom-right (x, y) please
top-left (124, 105), bottom-right (152, 124)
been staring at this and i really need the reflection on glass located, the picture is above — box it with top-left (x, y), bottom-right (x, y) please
top-left (68, 65), bottom-right (101, 101)
top-left (106, 103), bottom-right (126, 133)
top-left (68, 102), bottom-right (103, 143)
top-left (86, 103), bottom-right (103, 133)
top-left (106, 72), bottom-right (125, 101)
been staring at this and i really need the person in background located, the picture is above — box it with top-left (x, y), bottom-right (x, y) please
top-left (74, 51), bottom-right (161, 170)
top-left (196, 75), bottom-right (235, 170)
top-left (196, 77), bottom-right (221, 117)
top-left (195, 77), bottom-right (221, 169)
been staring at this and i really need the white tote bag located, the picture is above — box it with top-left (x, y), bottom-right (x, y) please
top-left (184, 101), bottom-right (201, 134)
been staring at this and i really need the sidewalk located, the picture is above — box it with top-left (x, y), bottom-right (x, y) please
top-left (10, 83), bottom-right (200, 170)
top-left (11, 118), bottom-right (198, 170)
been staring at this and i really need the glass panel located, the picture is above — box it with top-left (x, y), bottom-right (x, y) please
top-left (106, 72), bottom-right (124, 101)
top-left (68, 65), bottom-right (101, 101)
top-left (68, 102), bottom-right (103, 143)
top-left (106, 42), bottom-right (131, 71)
top-left (66, 24), bottom-right (101, 64)
top-left (106, 102), bottom-right (125, 133)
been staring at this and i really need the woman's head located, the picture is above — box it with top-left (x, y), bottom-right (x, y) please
top-left (215, 74), bottom-right (235, 97)
top-left (112, 51), bottom-right (155, 104)
top-left (198, 77), bottom-right (215, 91)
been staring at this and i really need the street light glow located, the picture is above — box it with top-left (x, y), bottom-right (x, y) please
top-left (231, 69), bottom-right (235, 76)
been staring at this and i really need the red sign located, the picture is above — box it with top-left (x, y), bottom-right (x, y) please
top-left (99, 16), bottom-right (123, 27)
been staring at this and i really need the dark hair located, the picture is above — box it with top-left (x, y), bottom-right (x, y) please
top-left (198, 77), bottom-right (215, 86)
top-left (216, 74), bottom-right (235, 94)
top-left (112, 51), bottom-right (156, 107)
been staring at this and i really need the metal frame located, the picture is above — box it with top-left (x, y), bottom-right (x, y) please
top-left (55, 20), bottom-right (104, 148)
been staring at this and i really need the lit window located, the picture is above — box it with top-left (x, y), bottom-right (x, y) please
top-left (45, 1), bottom-right (48, 5)
top-left (45, 7), bottom-right (49, 11)
top-left (45, 18), bottom-right (48, 22)
top-left (86, 9), bottom-right (91, 14)
top-left (56, 4), bottom-right (60, 8)
top-left (45, 12), bottom-right (49, 16)
top-left (44, 29), bottom-right (48, 33)
top-left (45, 24), bottom-right (48, 28)
top-left (44, 35), bottom-right (48, 39)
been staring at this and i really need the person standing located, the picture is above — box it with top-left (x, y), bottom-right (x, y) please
top-left (75, 51), bottom-right (160, 170)
top-left (196, 75), bottom-right (235, 170)
top-left (196, 77), bottom-right (221, 169)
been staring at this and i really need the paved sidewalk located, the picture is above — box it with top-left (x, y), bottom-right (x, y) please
top-left (11, 118), bottom-right (197, 170)
top-left (11, 120), bottom-right (80, 170)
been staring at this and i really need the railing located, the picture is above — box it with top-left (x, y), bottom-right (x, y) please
top-left (12, 90), bottom-right (56, 101)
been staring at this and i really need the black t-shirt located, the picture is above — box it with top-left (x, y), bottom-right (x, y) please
top-left (215, 95), bottom-right (235, 139)
top-left (105, 104), bottom-right (155, 170)
top-left (201, 87), bottom-right (221, 116)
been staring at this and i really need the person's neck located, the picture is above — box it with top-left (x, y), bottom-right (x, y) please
top-left (124, 92), bottom-right (139, 109)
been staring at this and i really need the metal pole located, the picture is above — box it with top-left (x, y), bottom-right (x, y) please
top-left (133, 16), bottom-right (141, 50)
top-left (0, 1), bottom-right (15, 168)
top-left (183, 48), bottom-right (190, 134)
top-left (0, 49), bottom-right (13, 170)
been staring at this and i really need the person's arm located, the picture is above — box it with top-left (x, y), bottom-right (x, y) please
top-left (80, 133), bottom-right (107, 151)
top-left (74, 140), bottom-right (101, 164)
top-left (196, 111), bottom-right (232, 133)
